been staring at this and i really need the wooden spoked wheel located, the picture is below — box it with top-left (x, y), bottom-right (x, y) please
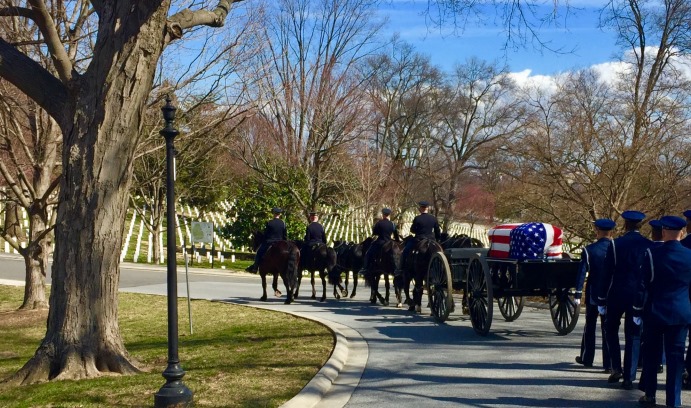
top-left (467, 257), bottom-right (493, 336)
top-left (426, 252), bottom-right (454, 322)
top-left (549, 288), bottom-right (580, 335)
top-left (497, 295), bottom-right (524, 322)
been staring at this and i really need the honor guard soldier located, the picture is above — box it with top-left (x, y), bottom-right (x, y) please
top-left (639, 219), bottom-right (666, 375)
top-left (597, 210), bottom-right (652, 389)
top-left (400, 201), bottom-right (441, 271)
top-left (634, 216), bottom-right (691, 408)
top-left (245, 207), bottom-right (287, 273)
top-left (360, 208), bottom-right (400, 274)
top-left (650, 219), bottom-right (664, 245)
top-left (301, 211), bottom-right (327, 263)
top-left (681, 210), bottom-right (691, 249)
top-left (575, 218), bottom-right (614, 372)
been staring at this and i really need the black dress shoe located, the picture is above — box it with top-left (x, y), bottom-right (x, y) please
top-left (638, 395), bottom-right (655, 407)
top-left (621, 380), bottom-right (633, 390)
top-left (608, 371), bottom-right (623, 383)
top-left (575, 356), bottom-right (593, 367)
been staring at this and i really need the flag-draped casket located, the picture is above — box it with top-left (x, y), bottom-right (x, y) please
top-left (488, 222), bottom-right (563, 260)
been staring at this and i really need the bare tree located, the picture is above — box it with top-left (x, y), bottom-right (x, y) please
top-left (234, 0), bottom-right (383, 214)
top-left (0, 0), bottom-right (250, 384)
top-left (428, 58), bottom-right (524, 230)
top-left (0, 84), bottom-right (60, 310)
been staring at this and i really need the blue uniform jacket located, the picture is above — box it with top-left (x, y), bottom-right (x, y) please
top-left (304, 222), bottom-right (326, 245)
top-left (575, 238), bottom-right (611, 304)
top-left (597, 230), bottom-right (652, 307)
top-left (410, 213), bottom-right (441, 241)
top-left (373, 219), bottom-right (399, 242)
top-left (264, 218), bottom-right (287, 242)
top-left (632, 241), bottom-right (691, 325)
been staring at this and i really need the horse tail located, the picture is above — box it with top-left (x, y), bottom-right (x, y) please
top-left (327, 249), bottom-right (342, 285)
top-left (287, 243), bottom-right (300, 291)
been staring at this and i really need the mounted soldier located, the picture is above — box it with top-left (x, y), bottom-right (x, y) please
top-left (245, 207), bottom-right (287, 273)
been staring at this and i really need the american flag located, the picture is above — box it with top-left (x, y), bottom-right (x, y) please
top-left (488, 223), bottom-right (563, 259)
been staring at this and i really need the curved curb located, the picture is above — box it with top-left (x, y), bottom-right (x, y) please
top-left (220, 302), bottom-right (368, 408)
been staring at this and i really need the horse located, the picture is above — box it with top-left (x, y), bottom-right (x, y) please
top-left (440, 233), bottom-right (485, 249)
top-left (333, 240), bottom-right (364, 298)
top-left (362, 237), bottom-right (402, 306)
top-left (400, 237), bottom-right (445, 313)
top-left (251, 231), bottom-right (301, 304)
top-left (294, 240), bottom-right (339, 302)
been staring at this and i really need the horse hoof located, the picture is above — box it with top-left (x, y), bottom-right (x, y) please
top-left (260, 296), bottom-right (267, 301)
top-left (284, 299), bottom-right (292, 304)
top-left (320, 297), bottom-right (326, 302)
top-left (342, 290), bottom-right (348, 297)
top-left (384, 301), bottom-right (390, 306)
top-left (397, 303), bottom-right (402, 308)
top-left (274, 291), bottom-right (282, 297)
top-left (350, 292), bottom-right (357, 298)
top-left (415, 305), bottom-right (422, 313)
top-left (408, 305), bottom-right (415, 312)
top-left (311, 295), bottom-right (316, 300)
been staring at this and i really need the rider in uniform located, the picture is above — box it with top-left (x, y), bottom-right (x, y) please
top-left (400, 201), bottom-right (441, 272)
top-left (359, 208), bottom-right (400, 275)
top-left (596, 210), bottom-right (652, 390)
top-left (301, 211), bottom-right (327, 267)
top-left (635, 215), bottom-right (691, 408)
top-left (245, 207), bottom-right (287, 273)
top-left (574, 218), bottom-right (614, 372)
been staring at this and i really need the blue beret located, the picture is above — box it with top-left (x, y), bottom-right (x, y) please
top-left (648, 219), bottom-right (663, 229)
top-left (382, 208), bottom-right (392, 215)
top-left (660, 215), bottom-right (687, 230)
top-left (684, 209), bottom-right (691, 218)
top-left (594, 218), bottom-right (616, 230)
top-left (621, 210), bottom-right (645, 222)
top-left (271, 207), bottom-right (283, 214)
top-left (417, 201), bottom-right (430, 207)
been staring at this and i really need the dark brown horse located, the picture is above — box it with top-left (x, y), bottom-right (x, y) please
top-left (252, 231), bottom-right (300, 304)
top-left (294, 241), bottom-right (339, 302)
top-left (333, 240), bottom-right (364, 298)
top-left (401, 237), bottom-right (445, 313)
top-left (362, 237), bottom-right (402, 306)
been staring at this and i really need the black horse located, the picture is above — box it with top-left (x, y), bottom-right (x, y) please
top-left (251, 231), bottom-right (301, 304)
top-left (362, 237), bottom-right (402, 306)
top-left (401, 237), bottom-right (445, 313)
top-left (294, 241), bottom-right (339, 302)
top-left (333, 240), bottom-right (364, 298)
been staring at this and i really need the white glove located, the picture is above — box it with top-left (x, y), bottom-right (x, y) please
top-left (633, 316), bottom-right (642, 326)
top-left (574, 298), bottom-right (581, 306)
top-left (598, 306), bottom-right (607, 316)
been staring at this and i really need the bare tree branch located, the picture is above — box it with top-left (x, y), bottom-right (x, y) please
top-left (26, 0), bottom-right (73, 82)
top-left (0, 38), bottom-right (67, 124)
top-left (167, 0), bottom-right (246, 40)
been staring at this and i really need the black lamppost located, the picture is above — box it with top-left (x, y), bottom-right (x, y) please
top-left (154, 95), bottom-right (193, 408)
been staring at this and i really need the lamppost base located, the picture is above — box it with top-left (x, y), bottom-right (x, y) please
top-left (154, 380), bottom-right (193, 408)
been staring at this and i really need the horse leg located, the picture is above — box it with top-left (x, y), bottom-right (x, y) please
top-left (350, 270), bottom-right (358, 298)
top-left (310, 272), bottom-right (317, 299)
top-left (295, 273), bottom-right (302, 299)
top-left (383, 273), bottom-right (390, 306)
top-left (320, 270), bottom-right (327, 302)
top-left (281, 273), bottom-right (293, 305)
top-left (341, 270), bottom-right (348, 297)
top-left (260, 272), bottom-right (268, 301)
top-left (273, 273), bottom-right (282, 297)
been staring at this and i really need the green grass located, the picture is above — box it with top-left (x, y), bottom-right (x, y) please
top-left (0, 285), bottom-right (333, 408)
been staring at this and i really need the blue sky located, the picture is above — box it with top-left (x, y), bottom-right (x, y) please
top-left (378, 0), bottom-right (619, 76)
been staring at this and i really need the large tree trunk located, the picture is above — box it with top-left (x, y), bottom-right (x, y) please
top-left (6, 3), bottom-right (169, 384)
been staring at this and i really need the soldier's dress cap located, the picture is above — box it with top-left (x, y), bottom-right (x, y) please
top-left (648, 219), bottom-right (663, 229)
top-left (271, 207), bottom-right (283, 214)
top-left (382, 208), bottom-right (392, 215)
top-left (417, 201), bottom-right (430, 207)
top-left (308, 211), bottom-right (319, 216)
top-left (594, 219), bottom-right (616, 230)
top-left (621, 210), bottom-right (645, 222)
top-left (684, 209), bottom-right (691, 218)
top-left (660, 215), bottom-right (687, 230)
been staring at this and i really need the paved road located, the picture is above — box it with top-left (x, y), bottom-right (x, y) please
top-left (0, 255), bottom-right (666, 407)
